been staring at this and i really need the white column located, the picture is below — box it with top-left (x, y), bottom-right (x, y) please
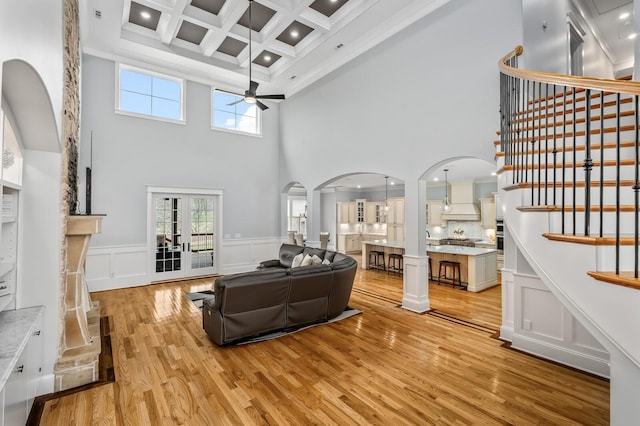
top-left (305, 190), bottom-right (322, 248)
top-left (402, 179), bottom-right (429, 312)
top-left (634, 0), bottom-right (640, 80)
top-left (610, 349), bottom-right (640, 424)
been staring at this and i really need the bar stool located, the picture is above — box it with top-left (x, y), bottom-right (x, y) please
top-left (438, 260), bottom-right (462, 288)
top-left (428, 258), bottom-right (433, 281)
top-left (368, 250), bottom-right (386, 271)
top-left (388, 253), bottom-right (403, 275)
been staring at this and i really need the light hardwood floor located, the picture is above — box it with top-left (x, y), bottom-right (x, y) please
top-left (39, 261), bottom-right (609, 425)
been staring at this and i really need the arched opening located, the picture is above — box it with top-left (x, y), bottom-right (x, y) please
top-left (315, 173), bottom-right (404, 253)
top-left (420, 157), bottom-right (501, 327)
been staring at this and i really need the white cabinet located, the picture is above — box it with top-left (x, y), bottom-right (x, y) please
top-left (355, 199), bottom-right (365, 223)
top-left (337, 202), bottom-right (357, 224)
top-left (386, 198), bottom-right (404, 242)
top-left (426, 200), bottom-right (444, 227)
top-left (0, 307), bottom-right (44, 426)
top-left (480, 197), bottom-right (496, 229)
top-left (365, 202), bottom-right (383, 224)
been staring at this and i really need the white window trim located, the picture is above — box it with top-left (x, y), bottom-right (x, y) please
top-left (211, 88), bottom-right (263, 137)
top-left (115, 63), bottom-right (186, 123)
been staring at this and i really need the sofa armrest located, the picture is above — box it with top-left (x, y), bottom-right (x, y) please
top-left (257, 259), bottom-right (281, 270)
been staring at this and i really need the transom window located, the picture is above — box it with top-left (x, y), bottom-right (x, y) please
top-left (117, 64), bottom-right (184, 122)
top-left (212, 90), bottom-right (261, 136)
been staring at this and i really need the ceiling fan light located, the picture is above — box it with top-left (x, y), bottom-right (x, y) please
top-left (245, 95), bottom-right (257, 104)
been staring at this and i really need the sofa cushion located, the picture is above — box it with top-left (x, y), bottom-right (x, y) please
top-left (279, 244), bottom-right (305, 268)
top-left (323, 250), bottom-right (337, 262)
top-left (303, 247), bottom-right (326, 260)
top-left (322, 258), bottom-right (331, 265)
top-left (311, 254), bottom-right (323, 265)
top-left (300, 254), bottom-right (314, 267)
top-left (291, 253), bottom-right (304, 268)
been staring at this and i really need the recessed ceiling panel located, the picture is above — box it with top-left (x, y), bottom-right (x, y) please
top-left (176, 21), bottom-right (208, 45)
top-left (191, 0), bottom-right (226, 16)
top-left (309, 0), bottom-right (349, 17)
top-left (129, 2), bottom-right (161, 31)
top-left (590, 0), bottom-right (631, 15)
top-left (216, 36), bottom-right (247, 57)
top-left (276, 21), bottom-right (314, 46)
top-left (253, 50), bottom-right (281, 67)
top-left (237, 2), bottom-right (276, 32)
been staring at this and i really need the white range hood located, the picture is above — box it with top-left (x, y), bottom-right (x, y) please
top-left (441, 182), bottom-right (481, 221)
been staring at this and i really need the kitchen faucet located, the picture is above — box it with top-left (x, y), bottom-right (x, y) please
top-left (426, 230), bottom-right (431, 238)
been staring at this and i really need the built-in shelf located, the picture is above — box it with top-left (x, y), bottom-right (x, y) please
top-left (2, 216), bottom-right (16, 224)
top-left (0, 180), bottom-right (22, 191)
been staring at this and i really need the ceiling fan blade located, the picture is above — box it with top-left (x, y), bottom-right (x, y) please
top-left (256, 100), bottom-right (269, 111)
top-left (249, 80), bottom-right (259, 94)
top-left (216, 88), bottom-right (244, 97)
top-left (256, 94), bottom-right (285, 100)
top-left (226, 99), bottom-right (244, 106)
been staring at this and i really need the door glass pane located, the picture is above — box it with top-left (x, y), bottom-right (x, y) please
top-left (155, 197), bottom-right (182, 273)
top-left (190, 197), bottom-right (214, 269)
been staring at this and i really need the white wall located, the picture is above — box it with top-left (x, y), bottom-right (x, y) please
top-left (280, 0), bottom-right (522, 203)
top-left (79, 55), bottom-right (283, 248)
top-left (522, 0), bottom-right (614, 78)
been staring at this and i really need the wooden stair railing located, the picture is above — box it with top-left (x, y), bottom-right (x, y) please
top-left (498, 45), bottom-right (640, 287)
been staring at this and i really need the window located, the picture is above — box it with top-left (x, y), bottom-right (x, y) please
top-left (212, 90), bottom-right (261, 136)
top-left (117, 65), bottom-right (184, 121)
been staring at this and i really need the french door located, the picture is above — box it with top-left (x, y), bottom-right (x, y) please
top-left (148, 187), bottom-right (222, 281)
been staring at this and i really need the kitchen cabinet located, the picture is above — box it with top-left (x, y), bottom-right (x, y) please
top-left (355, 199), bottom-right (365, 223)
top-left (0, 307), bottom-right (44, 426)
top-left (480, 197), bottom-right (496, 229)
top-left (337, 202), bottom-right (357, 224)
top-left (386, 197), bottom-right (404, 242)
top-left (426, 200), bottom-right (444, 227)
top-left (365, 202), bottom-right (383, 224)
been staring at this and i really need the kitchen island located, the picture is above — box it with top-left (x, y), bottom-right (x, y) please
top-left (362, 240), bottom-right (498, 292)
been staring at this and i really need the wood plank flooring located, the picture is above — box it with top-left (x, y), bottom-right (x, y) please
top-left (39, 261), bottom-right (609, 425)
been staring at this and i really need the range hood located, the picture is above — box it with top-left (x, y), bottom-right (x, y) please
top-left (441, 182), bottom-right (481, 221)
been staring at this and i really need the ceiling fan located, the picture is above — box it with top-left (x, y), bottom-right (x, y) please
top-left (220, 0), bottom-right (285, 111)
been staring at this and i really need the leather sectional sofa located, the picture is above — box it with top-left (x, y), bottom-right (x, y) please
top-left (203, 244), bottom-right (357, 345)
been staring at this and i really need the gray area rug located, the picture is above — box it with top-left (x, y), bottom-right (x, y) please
top-left (186, 290), bottom-right (362, 345)
top-left (186, 290), bottom-right (214, 309)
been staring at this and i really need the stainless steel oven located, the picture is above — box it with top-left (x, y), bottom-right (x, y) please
top-left (496, 219), bottom-right (504, 254)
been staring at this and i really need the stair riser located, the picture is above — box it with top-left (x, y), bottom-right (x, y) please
top-left (595, 245), bottom-right (640, 271)
top-left (548, 213), bottom-right (640, 236)
top-left (507, 166), bottom-right (639, 182)
top-left (509, 185), bottom-right (640, 206)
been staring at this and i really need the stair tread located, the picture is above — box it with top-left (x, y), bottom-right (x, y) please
top-left (587, 271), bottom-right (640, 290)
top-left (503, 180), bottom-right (637, 191)
top-left (500, 159), bottom-right (638, 174)
top-left (542, 233), bottom-right (640, 245)
top-left (517, 205), bottom-right (637, 212)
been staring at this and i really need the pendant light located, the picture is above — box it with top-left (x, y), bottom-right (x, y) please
top-left (440, 169), bottom-right (452, 213)
top-left (383, 176), bottom-right (389, 216)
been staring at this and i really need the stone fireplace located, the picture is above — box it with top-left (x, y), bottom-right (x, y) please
top-left (53, 215), bottom-right (103, 391)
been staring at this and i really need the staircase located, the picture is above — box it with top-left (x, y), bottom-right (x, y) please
top-left (497, 46), bottom-right (640, 422)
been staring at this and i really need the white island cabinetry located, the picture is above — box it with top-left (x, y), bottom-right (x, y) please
top-left (362, 240), bottom-right (498, 292)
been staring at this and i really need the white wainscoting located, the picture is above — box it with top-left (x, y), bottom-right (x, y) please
top-left (512, 272), bottom-right (610, 378)
top-left (500, 267), bottom-right (515, 342)
top-left (86, 238), bottom-right (285, 292)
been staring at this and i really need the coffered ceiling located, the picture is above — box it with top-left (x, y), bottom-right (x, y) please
top-left (80, 0), bottom-right (451, 98)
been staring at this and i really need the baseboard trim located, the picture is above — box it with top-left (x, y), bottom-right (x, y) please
top-left (511, 334), bottom-right (610, 379)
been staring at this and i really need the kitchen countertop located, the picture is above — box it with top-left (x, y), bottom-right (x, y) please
top-left (0, 306), bottom-right (44, 390)
top-left (363, 240), bottom-right (496, 256)
top-left (427, 245), bottom-right (497, 256)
